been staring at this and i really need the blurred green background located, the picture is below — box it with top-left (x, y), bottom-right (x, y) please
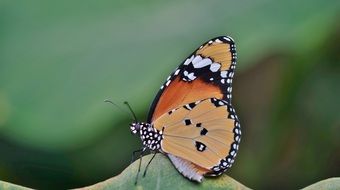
top-left (0, 0), bottom-right (339, 189)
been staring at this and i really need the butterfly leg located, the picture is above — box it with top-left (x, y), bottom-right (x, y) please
top-left (134, 147), bottom-right (147, 185)
top-left (131, 148), bottom-right (144, 164)
top-left (143, 152), bottom-right (157, 177)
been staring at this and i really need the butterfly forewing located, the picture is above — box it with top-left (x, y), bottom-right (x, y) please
top-left (147, 36), bottom-right (237, 122)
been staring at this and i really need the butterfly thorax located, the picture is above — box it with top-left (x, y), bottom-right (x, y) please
top-left (130, 122), bottom-right (163, 151)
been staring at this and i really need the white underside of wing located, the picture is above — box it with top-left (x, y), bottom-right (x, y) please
top-left (167, 153), bottom-right (203, 182)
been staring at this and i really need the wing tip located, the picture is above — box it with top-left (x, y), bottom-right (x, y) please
top-left (213, 36), bottom-right (235, 44)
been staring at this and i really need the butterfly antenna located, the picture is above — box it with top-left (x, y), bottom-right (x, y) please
top-left (124, 101), bottom-right (138, 122)
top-left (104, 99), bottom-right (135, 121)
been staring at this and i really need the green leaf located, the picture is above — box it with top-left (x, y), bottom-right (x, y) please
top-left (0, 181), bottom-right (32, 190)
top-left (78, 154), bottom-right (250, 190)
top-left (0, 154), bottom-right (340, 189)
top-left (302, 178), bottom-right (340, 190)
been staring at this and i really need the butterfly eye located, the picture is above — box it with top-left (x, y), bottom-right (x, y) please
top-left (129, 122), bottom-right (140, 135)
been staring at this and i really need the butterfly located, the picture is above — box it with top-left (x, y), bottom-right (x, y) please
top-left (129, 36), bottom-right (240, 182)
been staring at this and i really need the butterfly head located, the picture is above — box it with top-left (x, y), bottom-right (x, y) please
top-left (130, 122), bottom-right (150, 135)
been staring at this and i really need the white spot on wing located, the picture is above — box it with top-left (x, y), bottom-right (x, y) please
top-left (174, 69), bottom-right (180, 75)
top-left (210, 63), bottom-right (221, 72)
top-left (221, 71), bottom-right (228, 78)
top-left (215, 39), bottom-right (222, 43)
top-left (223, 37), bottom-right (231, 41)
top-left (183, 70), bottom-right (188, 76)
top-left (166, 80), bottom-right (171, 86)
top-left (184, 55), bottom-right (194, 65)
top-left (192, 55), bottom-right (202, 64)
top-left (187, 72), bottom-right (196, 80)
top-left (193, 58), bottom-right (212, 68)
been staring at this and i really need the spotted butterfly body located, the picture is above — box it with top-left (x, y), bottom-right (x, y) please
top-left (129, 36), bottom-right (240, 182)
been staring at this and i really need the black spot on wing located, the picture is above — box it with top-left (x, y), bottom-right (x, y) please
top-left (200, 128), bottom-right (208, 135)
top-left (210, 98), bottom-right (227, 107)
top-left (184, 119), bottom-right (192, 126)
top-left (195, 141), bottom-right (207, 152)
top-left (168, 109), bottom-right (175, 115)
top-left (183, 102), bottom-right (197, 110)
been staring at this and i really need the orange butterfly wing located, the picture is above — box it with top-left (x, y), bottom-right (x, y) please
top-left (153, 98), bottom-right (240, 181)
top-left (146, 36), bottom-right (239, 181)
top-left (147, 36), bottom-right (236, 122)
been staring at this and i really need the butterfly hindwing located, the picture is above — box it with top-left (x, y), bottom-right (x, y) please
top-left (147, 36), bottom-right (237, 122)
top-left (152, 98), bottom-right (240, 177)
